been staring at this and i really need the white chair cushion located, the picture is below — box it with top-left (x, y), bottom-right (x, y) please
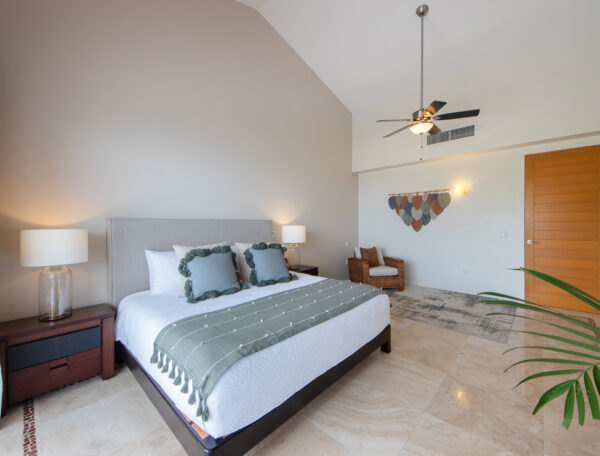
top-left (354, 247), bottom-right (384, 266)
top-left (369, 266), bottom-right (398, 277)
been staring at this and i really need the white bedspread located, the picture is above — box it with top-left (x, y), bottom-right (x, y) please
top-left (115, 273), bottom-right (390, 437)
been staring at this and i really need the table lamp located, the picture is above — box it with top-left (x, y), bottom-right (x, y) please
top-left (20, 229), bottom-right (88, 321)
top-left (281, 225), bottom-right (306, 270)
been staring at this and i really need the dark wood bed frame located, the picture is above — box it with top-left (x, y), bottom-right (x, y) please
top-left (117, 323), bottom-right (391, 456)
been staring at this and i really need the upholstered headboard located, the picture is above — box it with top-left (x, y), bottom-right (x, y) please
top-left (106, 218), bottom-right (273, 306)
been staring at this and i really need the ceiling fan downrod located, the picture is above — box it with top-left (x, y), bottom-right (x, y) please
top-left (416, 4), bottom-right (428, 112)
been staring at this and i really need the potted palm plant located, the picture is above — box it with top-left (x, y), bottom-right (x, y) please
top-left (479, 268), bottom-right (600, 429)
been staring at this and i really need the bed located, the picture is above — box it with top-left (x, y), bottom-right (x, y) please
top-left (108, 218), bottom-right (391, 455)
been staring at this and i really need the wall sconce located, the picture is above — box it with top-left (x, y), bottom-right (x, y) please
top-left (454, 184), bottom-right (472, 195)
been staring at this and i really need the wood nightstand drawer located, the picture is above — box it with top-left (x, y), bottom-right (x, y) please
top-left (7, 326), bottom-right (101, 371)
top-left (0, 304), bottom-right (115, 416)
top-left (7, 347), bottom-right (101, 404)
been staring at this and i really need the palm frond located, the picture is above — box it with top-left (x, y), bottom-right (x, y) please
top-left (519, 267), bottom-right (600, 311)
top-left (533, 380), bottom-right (574, 414)
top-left (479, 298), bottom-right (597, 332)
top-left (516, 370), bottom-right (584, 388)
top-left (503, 345), bottom-right (600, 361)
top-left (486, 313), bottom-right (600, 344)
top-left (504, 358), bottom-right (595, 373)
top-left (481, 268), bottom-right (600, 429)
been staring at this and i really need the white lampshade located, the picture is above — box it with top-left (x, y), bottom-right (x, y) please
top-left (20, 229), bottom-right (88, 267)
top-left (282, 225), bottom-right (306, 244)
top-left (409, 122), bottom-right (434, 135)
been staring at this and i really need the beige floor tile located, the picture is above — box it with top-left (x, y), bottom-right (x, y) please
top-left (39, 386), bottom-right (165, 456)
top-left (0, 403), bottom-right (23, 438)
top-left (390, 315), bottom-right (414, 332)
top-left (110, 425), bottom-right (187, 456)
top-left (342, 350), bottom-right (445, 412)
top-left (449, 335), bottom-right (547, 410)
top-left (36, 365), bottom-right (138, 421)
top-left (245, 413), bottom-right (350, 456)
top-left (542, 406), bottom-right (600, 456)
top-left (400, 413), bottom-right (515, 456)
top-left (301, 375), bottom-right (421, 455)
top-left (391, 320), bottom-right (469, 372)
top-left (0, 433), bottom-right (22, 456)
top-left (425, 375), bottom-right (544, 455)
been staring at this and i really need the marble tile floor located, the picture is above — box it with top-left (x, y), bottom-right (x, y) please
top-left (1, 310), bottom-right (599, 456)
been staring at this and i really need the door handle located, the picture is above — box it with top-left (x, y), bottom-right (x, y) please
top-left (527, 240), bottom-right (540, 245)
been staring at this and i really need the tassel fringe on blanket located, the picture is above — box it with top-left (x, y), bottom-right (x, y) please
top-left (150, 347), bottom-right (210, 421)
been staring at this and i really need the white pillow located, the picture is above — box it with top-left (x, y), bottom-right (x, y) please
top-left (173, 242), bottom-right (228, 296)
top-left (234, 242), bottom-right (253, 283)
top-left (145, 250), bottom-right (181, 296)
top-left (354, 246), bottom-right (384, 266)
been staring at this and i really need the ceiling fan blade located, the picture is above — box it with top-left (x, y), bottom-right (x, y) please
top-left (425, 100), bottom-right (446, 115)
top-left (383, 124), bottom-right (411, 138)
top-left (433, 109), bottom-right (480, 120)
top-left (428, 124), bottom-right (441, 135)
top-left (376, 119), bottom-right (411, 122)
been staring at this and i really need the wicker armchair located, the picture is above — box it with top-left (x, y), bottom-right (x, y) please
top-left (348, 255), bottom-right (405, 290)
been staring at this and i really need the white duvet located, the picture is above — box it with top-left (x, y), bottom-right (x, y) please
top-left (115, 273), bottom-right (390, 438)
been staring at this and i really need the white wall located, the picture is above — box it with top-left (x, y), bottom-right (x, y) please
top-left (0, 0), bottom-right (355, 322)
top-left (359, 135), bottom-right (600, 297)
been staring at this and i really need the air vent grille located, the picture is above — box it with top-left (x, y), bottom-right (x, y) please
top-left (427, 125), bottom-right (474, 145)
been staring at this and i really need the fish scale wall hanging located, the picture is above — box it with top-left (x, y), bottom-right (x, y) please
top-left (388, 189), bottom-right (451, 232)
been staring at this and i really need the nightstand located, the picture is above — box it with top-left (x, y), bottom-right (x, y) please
top-left (0, 304), bottom-right (115, 416)
top-left (292, 264), bottom-right (319, 276)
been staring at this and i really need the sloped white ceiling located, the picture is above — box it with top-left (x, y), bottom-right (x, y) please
top-left (239, 0), bottom-right (600, 171)
top-left (237, 0), bottom-right (270, 10)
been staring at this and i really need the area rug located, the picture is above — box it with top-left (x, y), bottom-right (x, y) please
top-left (388, 285), bottom-right (516, 344)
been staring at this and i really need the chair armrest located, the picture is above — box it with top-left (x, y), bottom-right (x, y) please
top-left (348, 257), bottom-right (369, 282)
top-left (383, 256), bottom-right (404, 270)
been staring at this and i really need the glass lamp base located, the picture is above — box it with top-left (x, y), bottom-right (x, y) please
top-left (286, 244), bottom-right (301, 270)
top-left (39, 265), bottom-right (72, 322)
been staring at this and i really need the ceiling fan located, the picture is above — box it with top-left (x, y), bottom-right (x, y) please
top-left (377, 4), bottom-right (480, 138)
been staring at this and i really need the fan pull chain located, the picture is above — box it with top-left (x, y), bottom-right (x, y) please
top-left (419, 134), bottom-right (424, 161)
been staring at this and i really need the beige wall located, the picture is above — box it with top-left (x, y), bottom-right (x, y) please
top-left (0, 0), bottom-right (356, 321)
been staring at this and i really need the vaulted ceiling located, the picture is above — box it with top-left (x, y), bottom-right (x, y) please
top-left (238, 0), bottom-right (600, 171)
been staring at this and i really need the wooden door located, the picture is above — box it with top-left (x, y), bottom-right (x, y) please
top-left (525, 145), bottom-right (600, 313)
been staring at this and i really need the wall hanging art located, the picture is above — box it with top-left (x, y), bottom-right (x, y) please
top-left (387, 188), bottom-right (451, 232)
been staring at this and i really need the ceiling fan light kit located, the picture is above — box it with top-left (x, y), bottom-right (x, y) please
top-left (409, 122), bottom-right (433, 135)
top-left (377, 4), bottom-right (480, 139)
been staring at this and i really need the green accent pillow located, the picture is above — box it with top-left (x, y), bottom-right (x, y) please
top-left (244, 242), bottom-right (298, 287)
top-left (179, 246), bottom-right (246, 303)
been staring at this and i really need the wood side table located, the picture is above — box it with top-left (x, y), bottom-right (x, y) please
top-left (0, 304), bottom-right (115, 416)
top-left (292, 265), bottom-right (319, 276)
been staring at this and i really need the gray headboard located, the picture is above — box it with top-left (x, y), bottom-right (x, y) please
top-left (106, 218), bottom-right (273, 306)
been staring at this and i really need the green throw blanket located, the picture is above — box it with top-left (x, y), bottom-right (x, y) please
top-left (150, 279), bottom-right (383, 420)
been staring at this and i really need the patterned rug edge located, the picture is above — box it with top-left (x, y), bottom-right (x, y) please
top-left (23, 399), bottom-right (38, 456)
top-left (388, 288), bottom-right (516, 344)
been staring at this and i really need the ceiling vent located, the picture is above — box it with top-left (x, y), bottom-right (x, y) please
top-left (427, 125), bottom-right (474, 145)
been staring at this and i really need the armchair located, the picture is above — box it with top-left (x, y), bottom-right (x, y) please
top-left (348, 254), bottom-right (405, 290)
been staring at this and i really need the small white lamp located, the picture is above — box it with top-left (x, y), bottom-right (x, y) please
top-left (20, 229), bottom-right (88, 321)
top-left (281, 225), bottom-right (306, 270)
